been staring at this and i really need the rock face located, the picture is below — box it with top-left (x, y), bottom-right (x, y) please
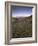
top-left (12, 15), bottom-right (32, 38)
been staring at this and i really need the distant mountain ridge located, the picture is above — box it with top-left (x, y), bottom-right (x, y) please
top-left (12, 15), bottom-right (32, 22)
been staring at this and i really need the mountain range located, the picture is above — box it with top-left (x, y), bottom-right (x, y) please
top-left (12, 15), bottom-right (32, 38)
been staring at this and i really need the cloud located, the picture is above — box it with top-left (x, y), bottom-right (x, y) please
top-left (12, 13), bottom-right (32, 17)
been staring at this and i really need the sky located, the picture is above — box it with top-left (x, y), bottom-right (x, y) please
top-left (11, 5), bottom-right (32, 17)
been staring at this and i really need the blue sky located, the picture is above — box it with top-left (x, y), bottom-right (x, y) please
top-left (11, 5), bottom-right (32, 17)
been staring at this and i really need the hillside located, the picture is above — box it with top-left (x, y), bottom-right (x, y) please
top-left (11, 15), bottom-right (32, 38)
